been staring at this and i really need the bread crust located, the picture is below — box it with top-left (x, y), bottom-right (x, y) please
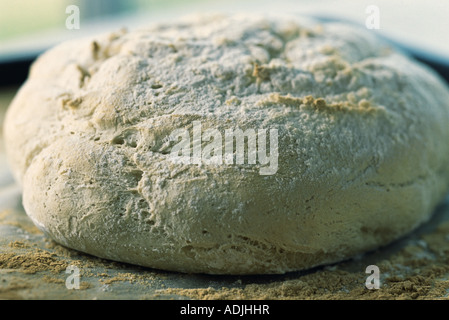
top-left (5, 14), bottom-right (449, 274)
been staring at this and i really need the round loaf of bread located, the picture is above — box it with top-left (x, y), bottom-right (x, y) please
top-left (4, 14), bottom-right (449, 274)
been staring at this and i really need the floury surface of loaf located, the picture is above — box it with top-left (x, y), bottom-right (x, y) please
top-left (4, 14), bottom-right (449, 274)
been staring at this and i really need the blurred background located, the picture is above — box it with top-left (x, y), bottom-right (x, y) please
top-left (0, 0), bottom-right (448, 86)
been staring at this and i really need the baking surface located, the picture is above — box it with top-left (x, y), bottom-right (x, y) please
top-left (1, 86), bottom-right (449, 300)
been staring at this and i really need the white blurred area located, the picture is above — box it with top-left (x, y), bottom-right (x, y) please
top-left (0, 0), bottom-right (448, 61)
